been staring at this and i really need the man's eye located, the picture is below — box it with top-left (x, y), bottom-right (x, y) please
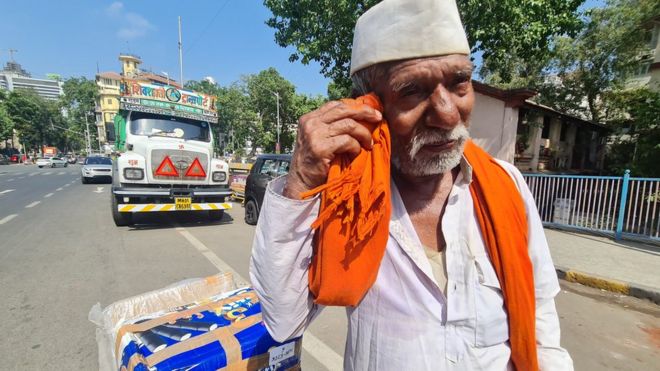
top-left (400, 86), bottom-right (421, 97)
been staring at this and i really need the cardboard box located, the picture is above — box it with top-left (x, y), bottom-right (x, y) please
top-left (90, 273), bottom-right (301, 371)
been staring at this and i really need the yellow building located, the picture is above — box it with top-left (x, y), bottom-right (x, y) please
top-left (95, 54), bottom-right (180, 150)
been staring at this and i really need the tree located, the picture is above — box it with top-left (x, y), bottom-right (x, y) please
top-left (60, 77), bottom-right (99, 151)
top-left (263, 0), bottom-right (583, 91)
top-left (188, 69), bottom-right (326, 156)
top-left (5, 90), bottom-right (63, 154)
top-left (0, 90), bottom-right (14, 143)
top-left (534, 0), bottom-right (659, 122)
top-left (604, 88), bottom-right (660, 177)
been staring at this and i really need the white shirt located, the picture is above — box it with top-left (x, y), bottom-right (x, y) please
top-left (249, 159), bottom-right (573, 371)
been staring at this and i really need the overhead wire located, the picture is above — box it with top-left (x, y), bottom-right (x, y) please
top-left (184, 0), bottom-right (232, 55)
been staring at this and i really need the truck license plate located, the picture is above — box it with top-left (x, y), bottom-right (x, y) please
top-left (175, 197), bottom-right (192, 210)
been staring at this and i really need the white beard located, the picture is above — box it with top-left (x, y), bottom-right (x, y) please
top-left (392, 123), bottom-right (470, 177)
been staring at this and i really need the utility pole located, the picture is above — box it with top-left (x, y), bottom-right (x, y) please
top-left (84, 114), bottom-right (91, 155)
top-left (272, 92), bottom-right (281, 154)
top-left (178, 16), bottom-right (184, 87)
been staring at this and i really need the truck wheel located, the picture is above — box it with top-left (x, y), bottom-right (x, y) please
top-left (208, 210), bottom-right (225, 221)
top-left (112, 194), bottom-right (133, 226)
top-left (245, 199), bottom-right (259, 225)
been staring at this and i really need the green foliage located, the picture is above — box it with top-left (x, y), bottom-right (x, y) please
top-left (0, 90), bottom-right (13, 142)
top-left (604, 88), bottom-right (660, 177)
top-left (60, 77), bottom-right (99, 151)
top-left (263, 0), bottom-right (583, 89)
top-left (5, 90), bottom-right (63, 152)
top-left (186, 68), bottom-right (326, 156)
top-left (534, 0), bottom-right (659, 122)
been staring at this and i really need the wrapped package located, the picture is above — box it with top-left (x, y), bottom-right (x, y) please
top-left (89, 273), bottom-right (301, 371)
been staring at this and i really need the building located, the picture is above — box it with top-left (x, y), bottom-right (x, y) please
top-left (469, 81), bottom-right (609, 174)
top-left (95, 54), bottom-right (181, 150)
top-left (0, 60), bottom-right (63, 155)
top-left (0, 60), bottom-right (63, 100)
top-left (626, 16), bottom-right (660, 91)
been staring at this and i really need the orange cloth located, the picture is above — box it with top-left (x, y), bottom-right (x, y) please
top-left (464, 140), bottom-right (538, 371)
top-left (300, 93), bottom-right (391, 307)
top-left (302, 95), bottom-right (537, 371)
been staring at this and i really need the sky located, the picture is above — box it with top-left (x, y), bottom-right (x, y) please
top-left (0, 0), bottom-right (332, 96)
top-left (1, 0), bottom-right (605, 97)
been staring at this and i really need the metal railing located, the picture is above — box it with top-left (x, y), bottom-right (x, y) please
top-left (523, 170), bottom-right (660, 243)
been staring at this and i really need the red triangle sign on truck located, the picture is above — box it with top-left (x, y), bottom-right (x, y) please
top-left (185, 158), bottom-right (206, 178)
top-left (155, 156), bottom-right (179, 177)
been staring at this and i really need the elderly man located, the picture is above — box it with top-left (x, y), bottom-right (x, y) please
top-left (250, 0), bottom-right (573, 370)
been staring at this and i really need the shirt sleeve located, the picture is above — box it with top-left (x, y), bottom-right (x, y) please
top-left (496, 161), bottom-right (574, 371)
top-left (249, 175), bottom-right (323, 342)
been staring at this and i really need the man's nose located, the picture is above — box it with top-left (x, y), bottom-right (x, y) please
top-left (425, 84), bottom-right (460, 129)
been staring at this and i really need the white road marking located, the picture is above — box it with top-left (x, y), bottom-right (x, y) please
top-left (0, 214), bottom-right (17, 225)
top-left (56, 187), bottom-right (63, 191)
top-left (302, 334), bottom-right (344, 371)
top-left (175, 227), bottom-right (344, 371)
top-left (18, 177), bottom-right (25, 179)
top-left (29, 172), bottom-right (38, 176)
top-left (43, 171), bottom-right (53, 175)
top-left (25, 201), bottom-right (40, 208)
top-left (94, 186), bottom-right (104, 193)
top-left (63, 184), bottom-right (70, 187)
top-left (58, 171), bottom-right (65, 175)
top-left (44, 193), bottom-right (54, 198)
top-left (7, 178), bottom-right (14, 181)
top-left (0, 189), bottom-right (15, 195)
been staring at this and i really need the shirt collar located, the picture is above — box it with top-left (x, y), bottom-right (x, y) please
top-left (458, 155), bottom-right (473, 185)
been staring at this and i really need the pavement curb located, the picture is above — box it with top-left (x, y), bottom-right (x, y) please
top-left (555, 266), bottom-right (660, 305)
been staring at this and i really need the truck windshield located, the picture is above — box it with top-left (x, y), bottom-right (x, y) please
top-left (129, 112), bottom-right (211, 142)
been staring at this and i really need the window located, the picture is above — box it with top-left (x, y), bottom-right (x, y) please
top-left (259, 159), bottom-right (278, 176)
top-left (541, 116), bottom-right (551, 139)
top-left (559, 119), bottom-right (568, 142)
top-left (277, 160), bottom-right (290, 175)
top-left (129, 112), bottom-right (211, 142)
top-left (107, 98), bottom-right (112, 105)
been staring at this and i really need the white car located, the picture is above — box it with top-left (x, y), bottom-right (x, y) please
top-left (81, 156), bottom-right (113, 184)
top-left (36, 157), bottom-right (68, 168)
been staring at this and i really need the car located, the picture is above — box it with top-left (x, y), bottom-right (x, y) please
top-left (10, 154), bottom-right (20, 163)
top-left (0, 154), bottom-right (9, 165)
top-left (67, 156), bottom-right (78, 164)
top-left (36, 157), bottom-right (68, 168)
top-left (81, 156), bottom-right (113, 184)
top-left (244, 154), bottom-right (291, 225)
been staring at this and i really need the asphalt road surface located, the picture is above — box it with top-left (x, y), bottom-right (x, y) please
top-left (1, 163), bottom-right (658, 370)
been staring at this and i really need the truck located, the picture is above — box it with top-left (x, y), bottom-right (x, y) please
top-left (43, 146), bottom-right (57, 158)
top-left (110, 79), bottom-right (232, 226)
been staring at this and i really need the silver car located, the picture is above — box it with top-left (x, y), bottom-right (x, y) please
top-left (37, 157), bottom-right (68, 168)
top-left (81, 156), bottom-right (113, 184)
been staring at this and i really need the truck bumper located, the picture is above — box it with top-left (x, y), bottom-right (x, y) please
top-left (112, 186), bottom-right (233, 198)
top-left (117, 202), bottom-right (232, 213)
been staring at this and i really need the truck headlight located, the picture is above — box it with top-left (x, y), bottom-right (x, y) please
top-left (124, 168), bottom-right (144, 180)
top-left (212, 171), bottom-right (226, 182)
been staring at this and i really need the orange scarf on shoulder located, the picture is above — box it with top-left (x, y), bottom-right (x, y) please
top-left (302, 94), bottom-right (538, 371)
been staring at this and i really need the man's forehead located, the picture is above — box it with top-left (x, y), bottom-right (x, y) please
top-left (386, 55), bottom-right (473, 76)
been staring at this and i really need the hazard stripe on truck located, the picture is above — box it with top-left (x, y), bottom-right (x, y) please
top-left (118, 203), bottom-right (232, 212)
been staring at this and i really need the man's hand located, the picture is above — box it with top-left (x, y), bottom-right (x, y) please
top-left (283, 100), bottom-right (382, 199)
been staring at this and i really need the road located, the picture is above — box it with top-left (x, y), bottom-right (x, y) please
top-left (0, 163), bottom-right (658, 370)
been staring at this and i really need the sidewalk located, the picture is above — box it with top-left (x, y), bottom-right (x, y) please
top-left (545, 228), bottom-right (660, 304)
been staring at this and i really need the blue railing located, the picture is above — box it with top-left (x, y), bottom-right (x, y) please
top-left (522, 171), bottom-right (660, 243)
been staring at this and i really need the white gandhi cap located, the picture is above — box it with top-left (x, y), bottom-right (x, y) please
top-left (350, 0), bottom-right (470, 76)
